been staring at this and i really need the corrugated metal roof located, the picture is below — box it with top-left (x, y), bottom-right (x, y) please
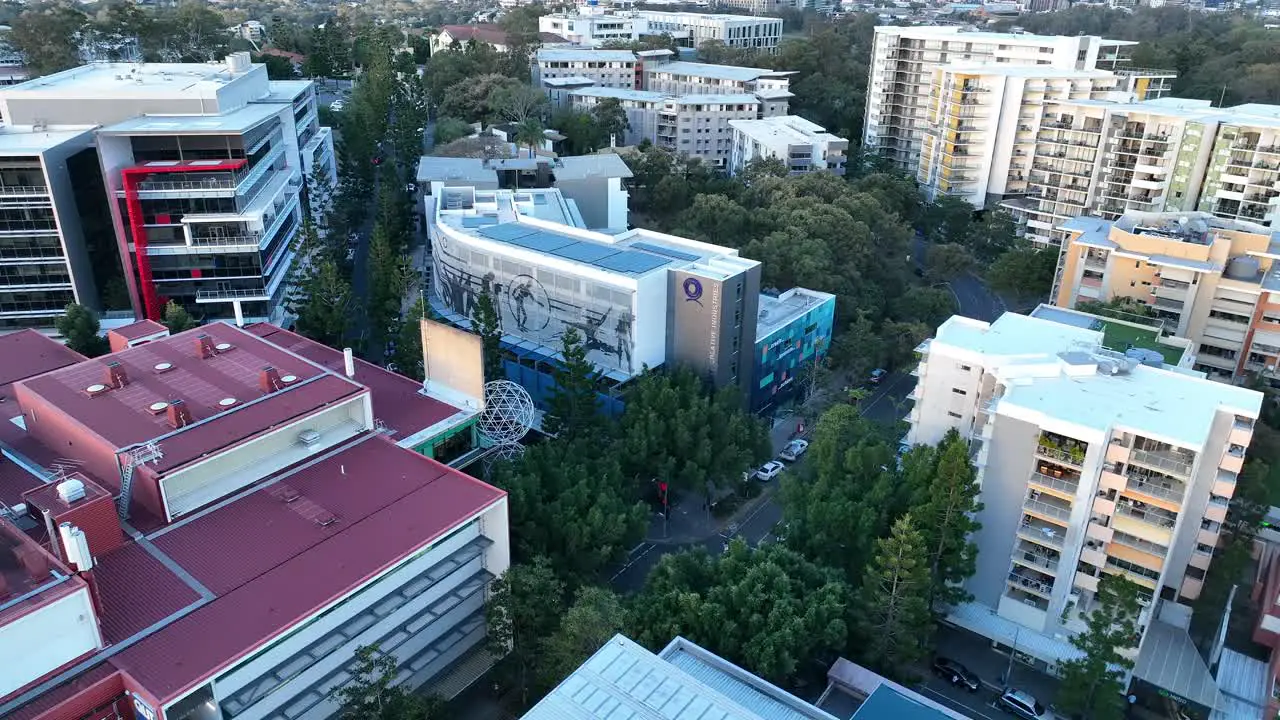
top-left (852, 685), bottom-right (954, 720)
top-left (1216, 648), bottom-right (1268, 712)
top-left (523, 635), bottom-right (837, 720)
top-left (1133, 620), bottom-right (1224, 711)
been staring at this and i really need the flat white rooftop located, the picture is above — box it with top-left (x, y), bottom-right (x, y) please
top-left (756, 288), bottom-right (834, 340)
top-left (536, 48), bottom-right (640, 63)
top-left (0, 125), bottom-right (94, 155)
top-left (648, 61), bottom-right (775, 83)
top-left (2, 61), bottom-right (256, 100)
top-left (730, 115), bottom-right (845, 146)
top-left (932, 313), bottom-right (1262, 448)
top-left (873, 25), bottom-right (1135, 45)
top-left (636, 9), bottom-right (782, 22)
top-left (100, 102), bottom-right (283, 135)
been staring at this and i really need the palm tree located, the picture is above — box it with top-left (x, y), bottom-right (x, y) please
top-left (514, 117), bottom-right (545, 159)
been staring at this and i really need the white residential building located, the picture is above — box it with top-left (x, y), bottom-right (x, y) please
top-left (642, 60), bottom-right (793, 114)
top-left (907, 310), bottom-right (1259, 712)
top-left (635, 10), bottom-right (784, 52)
top-left (0, 53), bottom-right (335, 330)
top-left (864, 25), bottom-right (1173, 172)
top-left (729, 115), bottom-right (848, 175)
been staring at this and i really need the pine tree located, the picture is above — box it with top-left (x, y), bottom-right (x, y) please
top-left (55, 303), bottom-right (109, 357)
top-left (161, 300), bottom-right (198, 334)
top-left (853, 514), bottom-right (933, 682)
top-left (1056, 574), bottom-right (1144, 720)
top-left (390, 299), bottom-right (425, 381)
top-left (290, 258), bottom-right (352, 347)
top-left (471, 288), bottom-right (503, 382)
top-left (487, 558), bottom-right (565, 708)
top-left (543, 327), bottom-right (602, 438)
top-left (332, 644), bottom-right (440, 719)
top-left (365, 223), bottom-right (409, 361)
top-left (915, 429), bottom-right (983, 611)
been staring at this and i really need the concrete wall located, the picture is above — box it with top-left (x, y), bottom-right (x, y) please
top-left (39, 132), bottom-right (100, 309)
top-left (0, 584), bottom-right (101, 698)
top-left (968, 414), bottom-right (1039, 610)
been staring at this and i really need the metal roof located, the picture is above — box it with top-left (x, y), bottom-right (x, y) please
top-left (474, 223), bottom-right (674, 276)
top-left (522, 634), bottom-right (837, 720)
top-left (852, 685), bottom-right (954, 720)
top-left (1133, 620), bottom-right (1224, 712)
top-left (648, 61), bottom-right (769, 83)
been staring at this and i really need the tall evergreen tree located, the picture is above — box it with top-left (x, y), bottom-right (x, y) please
top-left (487, 558), bottom-right (566, 708)
top-left (471, 288), bottom-right (504, 382)
top-left (543, 327), bottom-right (602, 438)
top-left (914, 429), bottom-right (982, 611)
top-left (332, 644), bottom-right (440, 719)
top-left (365, 223), bottom-right (408, 361)
top-left (539, 586), bottom-right (629, 692)
top-left (390, 299), bottom-right (426, 381)
top-left (55, 303), bottom-right (109, 357)
top-left (853, 514), bottom-right (932, 682)
top-left (290, 258), bottom-right (353, 347)
top-left (161, 300), bottom-right (198, 334)
top-left (1056, 575), bottom-right (1144, 720)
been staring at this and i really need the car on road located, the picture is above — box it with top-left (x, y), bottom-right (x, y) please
top-left (930, 657), bottom-right (980, 692)
top-left (779, 439), bottom-right (809, 462)
top-left (755, 461), bottom-right (785, 482)
top-left (329, 100), bottom-right (344, 111)
top-left (868, 368), bottom-right (888, 385)
top-left (997, 689), bottom-right (1048, 719)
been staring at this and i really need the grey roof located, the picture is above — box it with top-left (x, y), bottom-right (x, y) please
top-left (1215, 648), bottom-right (1269, 711)
top-left (543, 76), bottom-right (598, 87)
top-left (647, 61), bottom-right (770, 83)
top-left (1133, 620), bottom-right (1224, 712)
top-left (522, 634), bottom-right (838, 720)
top-left (416, 156), bottom-right (499, 184)
top-left (556, 154), bottom-right (634, 181)
top-left (572, 86), bottom-right (668, 103)
top-left (476, 223), bottom-right (673, 276)
top-left (538, 48), bottom-right (639, 63)
top-left (100, 103), bottom-right (283, 135)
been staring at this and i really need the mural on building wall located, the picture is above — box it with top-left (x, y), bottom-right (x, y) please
top-left (431, 233), bottom-right (637, 374)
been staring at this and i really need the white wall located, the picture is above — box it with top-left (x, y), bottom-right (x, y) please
top-left (632, 267), bottom-right (670, 373)
top-left (0, 586), bottom-right (102, 698)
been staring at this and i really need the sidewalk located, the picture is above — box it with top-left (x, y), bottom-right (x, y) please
top-left (933, 624), bottom-right (1061, 703)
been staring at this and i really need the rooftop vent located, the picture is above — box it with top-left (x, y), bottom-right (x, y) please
top-left (214, 342), bottom-right (234, 353)
top-left (297, 429), bottom-right (321, 447)
top-left (281, 374), bottom-right (299, 385)
top-left (154, 362), bottom-right (174, 373)
top-left (195, 334), bottom-right (216, 359)
top-left (147, 401), bottom-right (170, 415)
top-left (166, 399), bottom-right (194, 429)
top-left (85, 383), bottom-right (109, 397)
top-left (104, 361), bottom-right (129, 389)
top-left (217, 397), bottom-right (238, 410)
top-left (56, 479), bottom-right (86, 504)
top-left (259, 366), bottom-right (283, 394)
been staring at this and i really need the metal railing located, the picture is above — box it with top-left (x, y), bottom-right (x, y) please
top-left (195, 286), bottom-right (270, 302)
top-left (1124, 474), bottom-right (1186, 503)
top-left (1024, 496), bottom-right (1071, 522)
top-left (1130, 448), bottom-right (1193, 478)
top-left (1014, 548), bottom-right (1060, 572)
top-left (0, 184), bottom-right (49, 196)
top-left (190, 234), bottom-right (259, 247)
top-left (1115, 503), bottom-right (1176, 529)
top-left (1007, 570), bottom-right (1053, 597)
top-left (1029, 471), bottom-right (1080, 496)
top-left (1110, 531), bottom-right (1167, 557)
top-left (1035, 444), bottom-right (1084, 467)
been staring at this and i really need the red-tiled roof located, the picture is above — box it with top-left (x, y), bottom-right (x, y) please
top-left (4, 663), bottom-right (121, 720)
top-left (0, 330), bottom-right (85, 397)
top-left (247, 324), bottom-right (469, 440)
top-left (108, 320), bottom-right (168, 342)
top-left (16, 323), bottom-right (363, 455)
top-left (0, 457), bottom-right (41, 508)
top-left (110, 435), bottom-right (504, 702)
top-left (91, 541), bottom-right (201, 644)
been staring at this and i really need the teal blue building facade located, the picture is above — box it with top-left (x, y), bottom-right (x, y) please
top-left (751, 288), bottom-right (836, 417)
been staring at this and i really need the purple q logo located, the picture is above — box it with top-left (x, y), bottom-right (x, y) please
top-left (683, 277), bottom-right (703, 306)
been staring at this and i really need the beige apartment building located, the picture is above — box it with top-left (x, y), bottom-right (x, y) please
top-left (907, 310), bottom-right (1260, 711)
top-left (1053, 211), bottom-right (1280, 384)
top-left (864, 25), bottom-right (1173, 171)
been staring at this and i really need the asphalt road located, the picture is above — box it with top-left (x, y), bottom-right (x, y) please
top-left (608, 371), bottom-right (916, 593)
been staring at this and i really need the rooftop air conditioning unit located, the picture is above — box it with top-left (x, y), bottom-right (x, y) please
top-left (298, 429), bottom-right (321, 447)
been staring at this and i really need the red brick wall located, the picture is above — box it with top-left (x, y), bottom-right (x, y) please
top-left (55, 495), bottom-right (124, 561)
top-left (14, 387), bottom-right (123, 493)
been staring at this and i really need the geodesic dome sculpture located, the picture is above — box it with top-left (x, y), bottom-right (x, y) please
top-left (477, 380), bottom-right (535, 446)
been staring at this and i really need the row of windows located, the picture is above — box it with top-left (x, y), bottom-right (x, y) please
top-left (0, 287), bottom-right (73, 314)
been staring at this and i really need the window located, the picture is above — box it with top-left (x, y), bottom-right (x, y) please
top-left (958, 364), bottom-right (972, 371)
top-left (947, 411), bottom-right (963, 419)
top-left (951, 388), bottom-right (967, 395)
top-left (1186, 566), bottom-right (1206, 581)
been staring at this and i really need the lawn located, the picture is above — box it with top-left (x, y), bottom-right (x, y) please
top-left (1093, 320), bottom-right (1182, 365)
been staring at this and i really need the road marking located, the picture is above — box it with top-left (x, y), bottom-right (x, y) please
top-left (919, 686), bottom-right (1000, 720)
top-left (610, 543), bottom-right (656, 582)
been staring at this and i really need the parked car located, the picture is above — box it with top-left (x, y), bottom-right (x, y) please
top-left (329, 100), bottom-right (345, 111)
top-left (930, 657), bottom-right (980, 692)
top-left (997, 689), bottom-right (1049, 719)
top-left (755, 461), bottom-right (785, 482)
top-left (869, 368), bottom-right (888, 385)
top-left (779, 439), bottom-right (809, 462)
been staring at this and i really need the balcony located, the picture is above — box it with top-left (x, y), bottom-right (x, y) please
top-left (1130, 447), bottom-right (1194, 479)
top-left (1204, 495), bottom-right (1229, 523)
top-left (1012, 540), bottom-right (1061, 574)
top-left (1035, 432), bottom-right (1087, 468)
top-left (1083, 255), bottom-right (1108, 272)
top-left (1122, 471), bottom-right (1186, 510)
top-left (195, 285), bottom-right (271, 304)
top-left (1109, 530), bottom-right (1168, 563)
top-left (1103, 561), bottom-right (1159, 590)
top-left (0, 184), bottom-right (50, 197)
top-left (1113, 503), bottom-right (1176, 546)
top-left (1018, 515), bottom-right (1066, 551)
top-left (1086, 517), bottom-right (1114, 544)
top-left (1029, 468), bottom-right (1080, 500)
top-left (1213, 467), bottom-right (1238, 497)
top-left (1007, 568), bottom-right (1055, 599)
top-left (1229, 417), bottom-right (1254, 449)
top-left (1023, 492), bottom-right (1073, 526)
top-left (1221, 445), bottom-right (1246, 475)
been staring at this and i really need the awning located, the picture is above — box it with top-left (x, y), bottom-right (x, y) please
top-left (1133, 620), bottom-right (1224, 712)
top-left (946, 602), bottom-right (1084, 666)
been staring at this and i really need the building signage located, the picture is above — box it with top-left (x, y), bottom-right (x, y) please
top-left (683, 277), bottom-right (703, 305)
top-left (132, 694), bottom-right (157, 720)
top-left (708, 283), bottom-right (721, 368)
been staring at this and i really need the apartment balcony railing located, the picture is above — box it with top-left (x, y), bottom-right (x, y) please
top-left (1110, 531), bottom-right (1168, 557)
top-left (0, 184), bottom-right (50, 197)
top-left (1124, 473), bottom-right (1186, 503)
top-left (1030, 471), bottom-right (1080, 496)
top-left (195, 285), bottom-right (271, 303)
top-left (1035, 444), bottom-right (1084, 467)
top-left (1115, 503), bottom-right (1177, 529)
top-left (1018, 518), bottom-right (1066, 550)
top-left (1024, 495), bottom-right (1072, 523)
top-left (1014, 546), bottom-right (1060, 573)
top-left (1130, 448), bottom-right (1193, 478)
top-left (1007, 570), bottom-right (1054, 598)
top-left (1083, 256), bottom-right (1108, 271)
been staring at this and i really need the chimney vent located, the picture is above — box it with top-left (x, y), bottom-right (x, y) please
top-left (259, 366), bottom-right (283, 393)
top-left (343, 348), bottom-right (356, 378)
top-left (195, 334), bottom-right (216, 359)
top-left (166, 399), bottom-right (194, 429)
top-left (56, 479), bottom-right (86, 504)
top-left (104, 361), bottom-right (129, 388)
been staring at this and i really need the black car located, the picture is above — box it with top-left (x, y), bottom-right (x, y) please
top-left (931, 657), bottom-right (980, 692)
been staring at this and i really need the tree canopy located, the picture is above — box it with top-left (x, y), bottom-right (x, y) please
top-left (55, 303), bottom-right (109, 357)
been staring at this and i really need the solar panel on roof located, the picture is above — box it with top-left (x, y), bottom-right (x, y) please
top-left (630, 241), bottom-right (700, 262)
top-left (477, 223), bottom-right (540, 242)
top-left (552, 242), bottom-right (622, 264)
top-left (594, 250), bottom-right (671, 274)
top-left (505, 230), bottom-right (578, 253)
top-left (461, 216), bottom-right (499, 228)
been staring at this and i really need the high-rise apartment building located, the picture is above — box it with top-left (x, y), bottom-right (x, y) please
top-left (907, 310), bottom-right (1260, 710)
top-left (0, 54), bottom-right (336, 331)
top-left (1052, 211), bottom-right (1280, 385)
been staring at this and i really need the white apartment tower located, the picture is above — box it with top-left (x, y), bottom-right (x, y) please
top-left (864, 26), bottom-right (1172, 172)
top-left (908, 312), bottom-right (1260, 693)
